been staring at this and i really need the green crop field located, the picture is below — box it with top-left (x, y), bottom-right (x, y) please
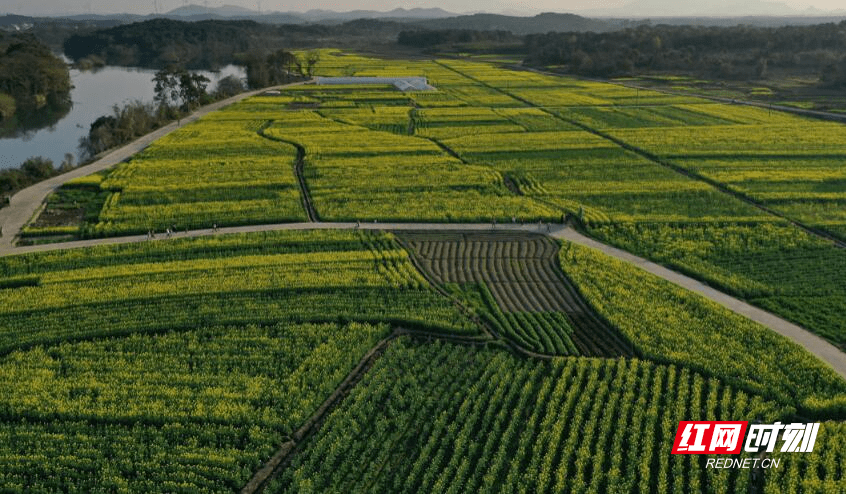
top-left (96, 109), bottom-right (308, 236)
top-left (0, 229), bottom-right (481, 491)
top-left (267, 339), bottom-right (830, 494)
top-left (6, 49), bottom-right (846, 492)
top-left (400, 231), bottom-right (632, 357)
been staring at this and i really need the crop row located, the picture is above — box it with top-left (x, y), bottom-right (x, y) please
top-left (0, 230), bottom-right (478, 354)
top-left (88, 105), bottom-right (309, 235)
top-left (0, 322), bottom-right (388, 493)
top-left (402, 233), bottom-right (631, 357)
top-left (764, 421), bottom-right (846, 494)
top-left (559, 240), bottom-right (846, 413)
top-left (269, 338), bottom-right (797, 493)
top-left (0, 229), bottom-right (381, 276)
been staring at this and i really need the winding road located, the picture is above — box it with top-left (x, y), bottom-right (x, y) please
top-left (0, 219), bottom-right (844, 379)
top-left (0, 79), bottom-right (843, 380)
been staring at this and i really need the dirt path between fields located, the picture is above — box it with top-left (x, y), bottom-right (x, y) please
top-left (239, 326), bottom-right (498, 494)
top-left (256, 125), bottom-right (318, 222)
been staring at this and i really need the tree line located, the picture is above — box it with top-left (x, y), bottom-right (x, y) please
top-left (400, 21), bottom-right (846, 85)
top-left (62, 18), bottom-right (400, 70)
top-left (523, 22), bottom-right (846, 83)
top-left (398, 29), bottom-right (519, 49)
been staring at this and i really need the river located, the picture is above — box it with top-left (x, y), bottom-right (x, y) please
top-left (0, 65), bottom-right (246, 170)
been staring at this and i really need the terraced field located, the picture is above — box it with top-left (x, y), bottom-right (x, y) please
top-left (401, 231), bottom-right (631, 357)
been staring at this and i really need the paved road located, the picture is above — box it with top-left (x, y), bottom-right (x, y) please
top-left (0, 82), bottom-right (307, 250)
top-left (1, 220), bottom-right (843, 379)
top-left (551, 228), bottom-right (846, 379)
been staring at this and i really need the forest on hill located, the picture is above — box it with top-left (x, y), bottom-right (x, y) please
top-left (520, 21), bottom-right (846, 82)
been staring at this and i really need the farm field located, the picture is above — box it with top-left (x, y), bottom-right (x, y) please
top-left (400, 231), bottom-right (631, 357)
top-left (0, 229), bottom-right (481, 491)
top-left (1, 225), bottom-right (842, 491)
top-left (92, 103), bottom-right (309, 236)
top-left (3, 48), bottom-right (846, 493)
top-left (268, 338), bottom-right (834, 494)
top-left (426, 59), bottom-right (846, 350)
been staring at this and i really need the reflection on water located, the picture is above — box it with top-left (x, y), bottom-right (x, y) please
top-left (0, 65), bottom-right (246, 170)
top-left (0, 99), bottom-right (73, 140)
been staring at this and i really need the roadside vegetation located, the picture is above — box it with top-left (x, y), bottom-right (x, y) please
top-left (0, 156), bottom-right (77, 211)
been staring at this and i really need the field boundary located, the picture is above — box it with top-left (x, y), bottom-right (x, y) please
top-left (398, 230), bottom-right (633, 357)
top-left (2, 221), bottom-right (841, 378)
top-left (510, 64), bottom-right (846, 123)
top-left (240, 329), bottom-right (398, 494)
top-left (436, 61), bottom-right (846, 249)
top-left (257, 123), bottom-right (318, 222)
top-left (550, 113), bottom-right (846, 249)
top-left (239, 326), bottom-right (507, 494)
top-left (396, 232), bottom-right (556, 360)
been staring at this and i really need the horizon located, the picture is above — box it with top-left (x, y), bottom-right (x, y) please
top-left (4, 0), bottom-right (846, 18)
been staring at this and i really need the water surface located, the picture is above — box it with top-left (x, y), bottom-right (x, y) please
top-left (0, 65), bottom-right (245, 170)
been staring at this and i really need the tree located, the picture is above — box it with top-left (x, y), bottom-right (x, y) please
top-left (267, 49), bottom-right (301, 82)
top-left (153, 66), bottom-right (182, 110)
top-left (0, 32), bottom-right (70, 119)
top-left (756, 57), bottom-right (768, 79)
top-left (21, 157), bottom-right (55, 181)
top-left (178, 72), bottom-right (210, 108)
top-left (0, 93), bottom-right (14, 120)
top-left (214, 74), bottom-right (245, 98)
top-left (820, 57), bottom-right (846, 88)
top-left (242, 49), bottom-right (303, 88)
top-left (60, 153), bottom-right (75, 172)
top-left (304, 50), bottom-right (320, 77)
top-left (153, 66), bottom-right (209, 110)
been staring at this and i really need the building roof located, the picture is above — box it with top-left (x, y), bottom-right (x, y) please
top-left (314, 76), bottom-right (436, 91)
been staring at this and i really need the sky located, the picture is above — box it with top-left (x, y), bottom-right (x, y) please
top-left (2, 0), bottom-right (844, 16)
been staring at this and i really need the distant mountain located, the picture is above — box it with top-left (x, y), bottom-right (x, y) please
top-left (162, 5), bottom-right (454, 23)
top-left (161, 4), bottom-right (303, 23)
top-left (301, 7), bottom-right (456, 22)
top-left (166, 4), bottom-right (257, 17)
top-left (413, 13), bottom-right (613, 35)
top-left (580, 0), bottom-right (810, 17)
